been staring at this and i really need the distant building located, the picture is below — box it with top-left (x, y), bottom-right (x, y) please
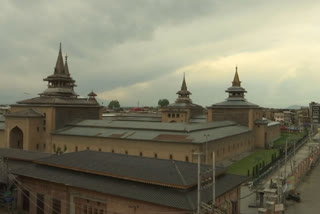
top-left (309, 102), bottom-right (320, 131)
top-left (274, 112), bottom-right (284, 124)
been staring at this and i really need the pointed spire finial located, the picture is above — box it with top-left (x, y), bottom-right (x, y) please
top-left (65, 54), bottom-right (68, 62)
top-left (232, 66), bottom-right (241, 87)
top-left (54, 42), bottom-right (65, 75)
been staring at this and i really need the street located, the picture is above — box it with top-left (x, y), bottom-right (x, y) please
top-left (286, 161), bottom-right (320, 214)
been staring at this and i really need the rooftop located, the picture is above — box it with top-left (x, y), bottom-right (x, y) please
top-left (12, 150), bottom-right (248, 211)
top-left (52, 120), bottom-right (251, 144)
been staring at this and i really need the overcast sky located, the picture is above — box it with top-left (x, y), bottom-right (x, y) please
top-left (0, 0), bottom-right (319, 108)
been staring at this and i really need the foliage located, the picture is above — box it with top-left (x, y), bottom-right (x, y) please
top-left (108, 100), bottom-right (120, 109)
top-left (54, 145), bottom-right (67, 155)
top-left (158, 99), bottom-right (169, 107)
top-left (227, 149), bottom-right (279, 176)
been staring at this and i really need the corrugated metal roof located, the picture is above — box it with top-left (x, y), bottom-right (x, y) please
top-left (34, 150), bottom-right (223, 188)
top-left (12, 151), bottom-right (248, 210)
top-left (267, 121), bottom-right (280, 127)
top-left (0, 148), bottom-right (52, 161)
top-left (53, 120), bottom-right (251, 143)
top-left (68, 120), bottom-right (237, 132)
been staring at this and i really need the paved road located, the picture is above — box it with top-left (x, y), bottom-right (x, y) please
top-left (286, 161), bottom-right (320, 214)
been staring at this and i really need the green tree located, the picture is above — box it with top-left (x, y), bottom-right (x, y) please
top-left (158, 99), bottom-right (169, 107)
top-left (108, 100), bottom-right (120, 109)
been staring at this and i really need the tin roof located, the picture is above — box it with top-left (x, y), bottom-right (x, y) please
top-left (53, 120), bottom-right (251, 144)
top-left (12, 151), bottom-right (248, 211)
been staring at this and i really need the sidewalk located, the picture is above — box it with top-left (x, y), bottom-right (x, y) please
top-left (240, 136), bottom-right (320, 213)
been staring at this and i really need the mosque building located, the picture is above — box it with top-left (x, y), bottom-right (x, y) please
top-left (0, 45), bottom-right (280, 165)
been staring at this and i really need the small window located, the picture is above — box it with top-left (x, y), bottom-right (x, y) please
top-left (154, 153), bottom-right (158, 158)
top-left (169, 154), bottom-right (173, 159)
top-left (36, 144), bottom-right (39, 150)
top-left (98, 148), bottom-right (102, 152)
top-left (52, 198), bottom-right (61, 214)
top-left (139, 152), bottom-right (143, 157)
top-left (75, 146), bottom-right (78, 152)
top-left (112, 149), bottom-right (114, 153)
top-left (125, 150), bottom-right (128, 155)
top-left (43, 144), bottom-right (46, 149)
top-left (37, 193), bottom-right (44, 214)
top-left (87, 147), bottom-right (90, 150)
top-left (99, 210), bottom-right (104, 214)
top-left (53, 144), bottom-right (56, 151)
top-left (94, 209), bottom-right (98, 214)
top-left (37, 127), bottom-right (40, 132)
top-left (172, 114), bottom-right (175, 118)
top-left (177, 113), bottom-right (180, 118)
top-left (168, 113), bottom-right (171, 118)
top-left (185, 156), bottom-right (189, 162)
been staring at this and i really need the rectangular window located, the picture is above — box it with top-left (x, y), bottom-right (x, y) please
top-left (37, 193), bottom-right (45, 214)
top-left (52, 198), bottom-right (61, 214)
top-left (22, 190), bottom-right (30, 212)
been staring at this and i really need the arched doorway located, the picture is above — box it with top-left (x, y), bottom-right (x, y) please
top-left (9, 127), bottom-right (23, 149)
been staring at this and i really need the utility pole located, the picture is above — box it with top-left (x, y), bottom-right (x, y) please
top-left (284, 139), bottom-right (288, 178)
top-left (204, 134), bottom-right (210, 164)
top-left (212, 151), bottom-right (216, 209)
top-left (193, 152), bottom-right (203, 214)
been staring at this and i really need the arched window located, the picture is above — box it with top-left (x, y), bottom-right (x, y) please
top-left (140, 152), bottom-right (143, 157)
top-left (169, 154), bottom-right (173, 160)
top-left (75, 146), bottom-right (78, 152)
top-left (185, 156), bottom-right (189, 162)
top-left (154, 153), bottom-right (158, 158)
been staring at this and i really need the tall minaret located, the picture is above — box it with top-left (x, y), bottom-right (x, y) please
top-left (175, 73), bottom-right (192, 104)
top-left (226, 66), bottom-right (247, 100)
top-left (40, 43), bottom-right (78, 97)
top-left (161, 73), bottom-right (203, 123)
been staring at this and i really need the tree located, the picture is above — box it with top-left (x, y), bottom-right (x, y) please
top-left (108, 100), bottom-right (120, 109)
top-left (158, 99), bottom-right (169, 107)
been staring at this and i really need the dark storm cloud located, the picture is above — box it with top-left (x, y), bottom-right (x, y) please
top-left (0, 0), bottom-right (319, 107)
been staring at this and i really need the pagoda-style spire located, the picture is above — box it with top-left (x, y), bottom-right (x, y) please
top-left (40, 43), bottom-right (78, 98)
top-left (64, 54), bottom-right (70, 76)
top-left (232, 66), bottom-right (241, 87)
top-left (54, 42), bottom-right (65, 75)
top-left (176, 73), bottom-right (191, 97)
top-left (176, 73), bottom-right (192, 104)
top-left (225, 66), bottom-right (247, 100)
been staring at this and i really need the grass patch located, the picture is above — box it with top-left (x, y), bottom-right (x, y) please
top-left (273, 130), bottom-right (307, 148)
top-left (227, 149), bottom-right (279, 176)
